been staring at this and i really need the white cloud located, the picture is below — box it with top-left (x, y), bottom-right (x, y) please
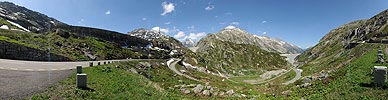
top-left (174, 31), bottom-right (185, 39)
top-left (77, 19), bottom-right (84, 24)
top-left (164, 22), bottom-right (171, 25)
top-left (262, 32), bottom-right (267, 35)
top-left (161, 1), bottom-right (175, 16)
top-left (151, 26), bottom-right (169, 33)
top-left (225, 25), bottom-right (236, 29)
top-left (205, 5), bottom-right (215, 11)
top-left (105, 10), bottom-right (111, 15)
top-left (142, 18), bottom-right (147, 21)
top-left (230, 22), bottom-right (239, 26)
top-left (187, 32), bottom-right (206, 40)
top-left (262, 21), bottom-right (267, 23)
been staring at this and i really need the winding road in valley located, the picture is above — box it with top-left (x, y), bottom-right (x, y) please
top-left (281, 54), bottom-right (302, 85)
top-left (0, 58), bottom-right (151, 100)
top-left (167, 59), bottom-right (199, 81)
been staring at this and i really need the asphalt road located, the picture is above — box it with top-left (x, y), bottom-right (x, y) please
top-left (167, 59), bottom-right (199, 81)
top-left (0, 69), bottom-right (72, 99)
top-left (0, 59), bottom-right (150, 71)
top-left (281, 54), bottom-right (302, 85)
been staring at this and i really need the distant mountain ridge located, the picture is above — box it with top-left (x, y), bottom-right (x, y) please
top-left (182, 38), bottom-right (196, 47)
top-left (197, 27), bottom-right (303, 54)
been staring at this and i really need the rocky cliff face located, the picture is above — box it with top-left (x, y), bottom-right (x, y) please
top-left (197, 28), bottom-right (303, 54)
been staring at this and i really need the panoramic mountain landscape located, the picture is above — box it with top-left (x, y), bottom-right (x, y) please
top-left (0, 0), bottom-right (387, 100)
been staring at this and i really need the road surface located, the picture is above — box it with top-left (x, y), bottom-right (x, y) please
top-left (0, 69), bottom-right (72, 99)
top-left (281, 54), bottom-right (302, 85)
top-left (167, 59), bottom-right (199, 81)
top-left (0, 59), bottom-right (151, 71)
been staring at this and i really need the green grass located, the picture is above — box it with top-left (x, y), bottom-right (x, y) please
top-left (29, 60), bottom-right (292, 99)
top-left (30, 62), bottom-right (189, 100)
top-left (288, 45), bottom-right (388, 99)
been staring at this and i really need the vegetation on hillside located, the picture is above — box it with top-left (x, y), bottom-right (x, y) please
top-left (288, 45), bottom-right (388, 99)
top-left (197, 37), bottom-right (289, 77)
top-left (0, 29), bottom-right (144, 61)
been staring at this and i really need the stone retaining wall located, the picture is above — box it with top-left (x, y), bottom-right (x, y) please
top-left (0, 40), bottom-right (70, 61)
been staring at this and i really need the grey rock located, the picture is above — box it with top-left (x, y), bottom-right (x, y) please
top-left (198, 67), bottom-right (206, 73)
top-left (192, 84), bottom-right (204, 94)
top-left (202, 90), bottom-right (211, 96)
top-left (226, 89), bottom-right (234, 96)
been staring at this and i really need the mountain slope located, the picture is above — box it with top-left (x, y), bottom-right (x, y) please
top-left (0, 2), bottom-right (168, 61)
top-left (297, 9), bottom-right (388, 76)
top-left (196, 33), bottom-right (289, 76)
top-left (198, 28), bottom-right (303, 54)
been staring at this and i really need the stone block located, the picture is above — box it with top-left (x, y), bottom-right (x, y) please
top-left (374, 66), bottom-right (387, 87)
top-left (76, 65), bottom-right (82, 74)
top-left (77, 73), bottom-right (87, 88)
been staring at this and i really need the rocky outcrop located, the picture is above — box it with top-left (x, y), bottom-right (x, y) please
top-left (174, 83), bottom-right (241, 97)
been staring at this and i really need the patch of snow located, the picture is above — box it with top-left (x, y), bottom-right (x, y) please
top-left (6, 20), bottom-right (30, 32)
top-left (225, 25), bottom-right (236, 29)
top-left (0, 25), bottom-right (9, 29)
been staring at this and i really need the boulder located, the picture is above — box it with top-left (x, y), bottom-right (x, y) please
top-left (202, 90), bottom-right (211, 96)
top-left (198, 67), bottom-right (206, 73)
top-left (226, 89), bottom-right (234, 96)
top-left (301, 83), bottom-right (311, 88)
top-left (302, 76), bottom-right (312, 83)
top-left (192, 84), bottom-right (204, 94)
top-left (219, 92), bottom-right (225, 96)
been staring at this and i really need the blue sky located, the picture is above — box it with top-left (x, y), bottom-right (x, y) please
top-left (3, 0), bottom-right (388, 48)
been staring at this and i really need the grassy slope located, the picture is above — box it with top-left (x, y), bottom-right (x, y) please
top-left (288, 44), bottom-right (388, 99)
top-left (197, 38), bottom-right (289, 76)
top-left (0, 29), bottom-right (142, 61)
top-left (297, 20), bottom-right (367, 76)
top-left (30, 60), bottom-right (295, 99)
top-left (30, 61), bottom-right (194, 100)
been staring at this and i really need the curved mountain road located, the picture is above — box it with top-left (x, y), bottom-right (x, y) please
top-left (167, 59), bottom-right (200, 82)
top-left (282, 67), bottom-right (302, 85)
top-left (280, 54), bottom-right (302, 85)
